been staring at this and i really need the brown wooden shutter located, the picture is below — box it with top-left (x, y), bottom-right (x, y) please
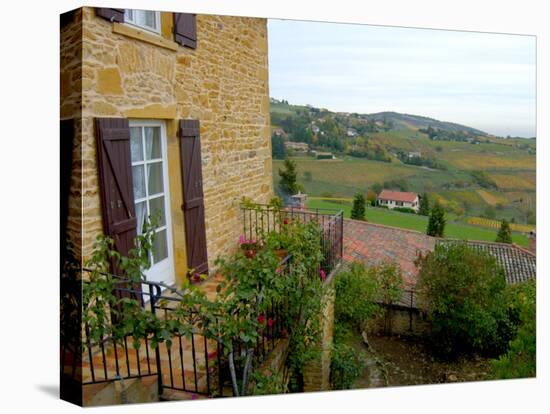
top-left (95, 8), bottom-right (125, 23)
top-left (60, 119), bottom-right (74, 255)
top-left (174, 13), bottom-right (197, 49)
top-left (179, 120), bottom-right (208, 275)
top-left (95, 118), bottom-right (137, 277)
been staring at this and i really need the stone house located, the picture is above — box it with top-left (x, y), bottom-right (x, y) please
top-left (61, 7), bottom-right (273, 288)
top-left (60, 8), bottom-right (340, 405)
top-left (377, 189), bottom-right (420, 212)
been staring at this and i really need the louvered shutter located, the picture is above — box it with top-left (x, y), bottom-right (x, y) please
top-left (60, 119), bottom-right (74, 255)
top-left (95, 118), bottom-right (138, 279)
top-left (95, 8), bottom-right (125, 23)
top-left (174, 13), bottom-right (197, 49)
top-left (179, 120), bottom-right (208, 275)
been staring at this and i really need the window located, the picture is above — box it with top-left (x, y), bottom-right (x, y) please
top-left (130, 121), bottom-right (174, 285)
top-left (124, 9), bottom-right (160, 33)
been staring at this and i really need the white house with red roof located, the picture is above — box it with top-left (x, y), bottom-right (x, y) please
top-left (377, 190), bottom-right (420, 212)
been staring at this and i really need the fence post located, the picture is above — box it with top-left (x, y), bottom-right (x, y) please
top-left (149, 284), bottom-right (163, 397)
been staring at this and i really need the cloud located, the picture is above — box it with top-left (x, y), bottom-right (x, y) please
top-left (268, 19), bottom-right (536, 137)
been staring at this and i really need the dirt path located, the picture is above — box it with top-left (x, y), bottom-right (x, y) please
top-left (350, 334), bottom-right (492, 389)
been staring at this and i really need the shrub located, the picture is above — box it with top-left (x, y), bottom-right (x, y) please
top-left (416, 242), bottom-right (511, 359)
top-left (351, 193), bottom-right (366, 220)
top-left (492, 280), bottom-right (536, 379)
top-left (334, 262), bottom-right (380, 330)
top-left (393, 207), bottom-right (417, 214)
top-left (330, 342), bottom-right (365, 390)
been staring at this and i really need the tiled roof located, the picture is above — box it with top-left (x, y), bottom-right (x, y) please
top-left (343, 220), bottom-right (435, 289)
top-left (343, 220), bottom-right (536, 308)
top-left (377, 190), bottom-right (418, 203)
top-left (437, 239), bottom-right (536, 284)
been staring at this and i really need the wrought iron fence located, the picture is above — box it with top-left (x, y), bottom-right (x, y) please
top-left (62, 257), bottom-right (293, 398)
top-left (241, 204), bottom-right (344, 276)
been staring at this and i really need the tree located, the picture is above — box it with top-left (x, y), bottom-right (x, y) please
top-left (419, 193), bottom-right (430, 216)
top-left (370, 183), bottom-right (383, 195)
top-left (492, 280), bottom-right (536, 379)
top-left (496, 219), bottom-right (512, 244)
top-left (271, 134), bottom-right (286, 159)
top-left (278, 158), bottom-right (301, 195)
top-left (366, 189), bottom-right (377, 206)
top-left (427, 202), bottom-right (446, 237)
top-left (416, 242), bottom-right (511, 358)
top-left (351, 193), bottom-right (366, 221)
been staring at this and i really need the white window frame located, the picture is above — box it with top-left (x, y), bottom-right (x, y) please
top-left (129, 119), bottom-right (175, 287)
top-left (124, 9), bottom-right (161, 34)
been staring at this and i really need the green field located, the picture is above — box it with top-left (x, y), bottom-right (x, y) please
top-left (273, 155), bottom-right (535, 223)
top-left (307, 199), bottom-right (529, 247)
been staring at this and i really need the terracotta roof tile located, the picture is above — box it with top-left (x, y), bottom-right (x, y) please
top-left (377, 190), bottom-right (418, 203)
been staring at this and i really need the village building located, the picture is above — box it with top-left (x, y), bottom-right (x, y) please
top-left (284, 141), bottom-right (309, 152)
top-left (377, 190), bottom-right (420, 212)
top-left (61, 7), bottom-right (273, 287)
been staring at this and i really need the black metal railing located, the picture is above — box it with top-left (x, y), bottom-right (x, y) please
top-left (63, 256), bottom-right (293, 398)
top-left (241, 204), bottom-right (344, 276)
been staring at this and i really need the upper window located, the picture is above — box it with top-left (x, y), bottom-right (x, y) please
top-left (124, 9), bottom-right (160, 34)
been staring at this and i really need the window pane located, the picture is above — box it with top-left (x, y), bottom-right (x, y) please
top-left (144, 11), bottom-right (156, 29)
top-left (145, 127), bottom-right (161, 160)
top-left (149, 196), bottom-right (166, 227)
top-left (147, 162), bottom-right (164, 195)
top-left (132, 165), bottom-right (146, 199)
top-left (153, 229), bottom-right (168, 263)
top-left (135, 201), bottom-right (147, 235)
top-left (130, 127), bottom-right (143, 162)
top-left (125, 9), bottom-right (134, 21)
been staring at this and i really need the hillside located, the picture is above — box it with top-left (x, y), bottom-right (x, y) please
top-left (359, 111), bottom-right (487, 136)
top-left (270, 99), bottom-right (536, 228)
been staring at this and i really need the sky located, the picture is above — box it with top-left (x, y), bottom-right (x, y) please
top-left (268, 20), bottom-right (536, 138)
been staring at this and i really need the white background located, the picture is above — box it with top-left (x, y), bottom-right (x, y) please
top-left (0, 0), bottom-right (547, 412)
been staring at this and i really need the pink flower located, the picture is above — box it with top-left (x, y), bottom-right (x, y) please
top-left (267, 318), bottom-right (274, 327)
top-left (257, 314), bottom-right (266, 324)
top-left (320, 269), bottom-right (326, 281)
top-left (191, 394), bottom-right (197, 400)
top-left (239, 234), bottom-right (246, 244)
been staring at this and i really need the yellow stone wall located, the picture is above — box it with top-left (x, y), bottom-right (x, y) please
top-left (71, 7), bottom-right (273, 283)
top-left (60, 9), bottom-right (83, 260)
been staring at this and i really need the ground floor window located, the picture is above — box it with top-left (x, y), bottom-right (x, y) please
top-left (129, 120), bottom-right (174, 285)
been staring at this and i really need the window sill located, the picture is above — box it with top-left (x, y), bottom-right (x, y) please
top-left (112, 23), bottom-right (178, 51)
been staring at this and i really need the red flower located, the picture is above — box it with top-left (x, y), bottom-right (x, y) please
top-left (283, 219), bottom-right (289, 225)
top-left (257, 314), bottom-right (266, 324)
top-left (320, 269), bottom-right (326, 281)
top-left (267, 318), bottom-right (274, 327)
top-left (208, 351), bottom-right (217, 360)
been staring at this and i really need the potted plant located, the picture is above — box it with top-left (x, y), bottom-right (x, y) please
top-left (239, 235), bottom-right (262, 258)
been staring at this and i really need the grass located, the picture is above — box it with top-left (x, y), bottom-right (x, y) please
top-left (273, 155), bottom-right (535, 224)
top-left (307, 199), bottom-right (529, 247)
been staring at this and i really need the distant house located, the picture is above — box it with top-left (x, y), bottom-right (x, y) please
top-left (408, 151), bottom-right (421, 158)
top-left (347, 128), bottom-right (358, 137)
top-left (311, 125), bottom-right (320, 134)
top-left (284, 141), bottom-right (309, 152)
top-left (377, 190), bottom-right (419, 212)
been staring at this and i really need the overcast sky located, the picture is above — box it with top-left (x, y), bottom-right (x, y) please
top-left (268, 19), bottom-right (536, 138)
